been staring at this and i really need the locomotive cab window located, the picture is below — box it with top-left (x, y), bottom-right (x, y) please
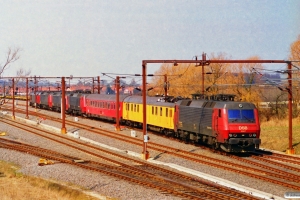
top-left (228, 109), bottom-right (255, 123)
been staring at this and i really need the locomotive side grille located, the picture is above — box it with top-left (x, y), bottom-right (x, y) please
top-left (178, 106), bottom-right (212, 135)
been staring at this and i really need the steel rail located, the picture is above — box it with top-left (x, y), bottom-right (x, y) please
top-left (0, 119), bottom-right (259, 200)
top-left (5, 106), bottom-right (300, 191)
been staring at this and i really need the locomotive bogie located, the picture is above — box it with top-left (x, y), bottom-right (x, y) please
top-left (220, 142), bottom-right (257, 152)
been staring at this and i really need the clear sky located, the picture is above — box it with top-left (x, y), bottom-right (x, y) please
top-left (1, 0), bottom-right (300, 79)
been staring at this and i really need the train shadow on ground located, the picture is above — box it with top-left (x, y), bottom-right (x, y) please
top-left (226, 149), bottom-right (273, 157)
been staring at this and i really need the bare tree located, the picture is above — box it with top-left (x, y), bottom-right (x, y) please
top-left (14, 68), bottom-right (31, 92)
top-left (0, 47), bottom-right (21, 76)
top-left (148, 52), bottom-right (231, 98)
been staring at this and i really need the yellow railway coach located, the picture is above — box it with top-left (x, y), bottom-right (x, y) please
top-left (122, 96), bottom-right (175, 133)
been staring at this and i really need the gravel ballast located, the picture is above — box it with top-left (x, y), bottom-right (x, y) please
top-left (0, 106), bottom-right (295, 199)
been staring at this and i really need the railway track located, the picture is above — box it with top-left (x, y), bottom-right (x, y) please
top-left (34, 113), bottom-right (300, 189)
top-left (3, 104), bottom-right (300, 192)
top-left (255, 149), bottom-right (300, 164)
top-left (0, 117), bottom-right (261, 200)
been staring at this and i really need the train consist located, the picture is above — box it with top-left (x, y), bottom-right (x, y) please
top-left (30, 91), bottom-right (261, 152)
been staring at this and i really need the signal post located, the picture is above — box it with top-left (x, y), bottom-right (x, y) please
top-left (61, 76), bottom-right (66, 134)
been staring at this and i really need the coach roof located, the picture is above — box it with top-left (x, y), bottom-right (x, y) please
top-left (123, 95), bottom-right (175, 107)
top-left (85, 94), bottom-right (129, 101)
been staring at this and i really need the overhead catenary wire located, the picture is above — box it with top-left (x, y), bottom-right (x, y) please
top-left (251, 68), bottom-right (290, 91)
top-left (253, 67), bottom-right (299, 73)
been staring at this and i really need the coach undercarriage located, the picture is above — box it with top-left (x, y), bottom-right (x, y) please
top-left (123, 120), bottom-right (258, 152)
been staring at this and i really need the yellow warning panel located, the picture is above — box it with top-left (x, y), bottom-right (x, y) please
top-left (38, 158), bottom-right (54, 166)
top-left (0, 132), bottom-right (6, 136)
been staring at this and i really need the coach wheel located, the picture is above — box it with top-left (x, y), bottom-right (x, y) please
top-left (174, 131), bottom-right (179, 138)
top-left (163, 129), bottom-right (168, 136)
top-left (126, 121), bottom-right (132, 127)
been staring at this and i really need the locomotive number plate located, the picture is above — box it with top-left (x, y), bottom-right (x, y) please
top-left (239, 126), bottom-right (248, 132)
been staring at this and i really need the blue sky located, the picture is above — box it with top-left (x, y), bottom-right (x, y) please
top-left (1, 0), bottom-right (299, 79)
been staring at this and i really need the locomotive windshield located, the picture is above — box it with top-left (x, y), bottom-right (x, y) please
top-left (228, 109), bottom-right (255, 123)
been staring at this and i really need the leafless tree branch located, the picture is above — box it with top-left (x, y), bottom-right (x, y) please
top-left (0, 47), bottom-right (21, 76)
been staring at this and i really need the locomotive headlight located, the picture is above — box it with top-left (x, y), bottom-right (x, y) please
top-left (249, 134), bottom-right (252, 137)
top-left (253, 133), bottom-right (256, 137)
top-left (233, 134), bottom-right (237, 137)
top-left (229, 134), bottom-right (232, 137)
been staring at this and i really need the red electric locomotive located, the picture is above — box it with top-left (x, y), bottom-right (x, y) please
top-left (174, 94), bottom-right (260, 152)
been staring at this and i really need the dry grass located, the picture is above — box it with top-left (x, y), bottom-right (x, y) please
top-left (260, 117), bottom-right (300, 154)
top-left (1, 117), bottom-right (299, 199)
top-left (0, 160), bottom-right (112, 200)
